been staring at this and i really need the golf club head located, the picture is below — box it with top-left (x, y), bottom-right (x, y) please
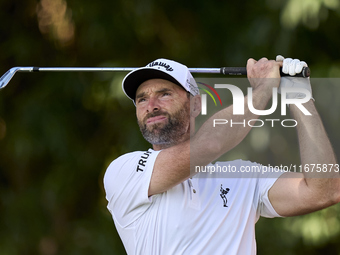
top-left (0, 67), bottom-right (20, 90)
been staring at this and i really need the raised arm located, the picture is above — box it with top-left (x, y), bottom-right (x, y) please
top-left (148, 58), bottom-right (282, 196)
top-left (269, 57), bottom-right (340, 216)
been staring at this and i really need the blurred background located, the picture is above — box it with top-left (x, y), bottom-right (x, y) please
top-left (1, 0), bottom-right (340, 254)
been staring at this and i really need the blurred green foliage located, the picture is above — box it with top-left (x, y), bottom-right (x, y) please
top-left (1, 0), bottom-right (340, 254)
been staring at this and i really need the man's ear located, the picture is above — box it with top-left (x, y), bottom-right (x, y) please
top-left (190, 95), bottom-right (201, 118)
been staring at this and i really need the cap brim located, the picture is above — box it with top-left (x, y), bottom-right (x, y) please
top-left (123, 68), bottom-right (183, 101)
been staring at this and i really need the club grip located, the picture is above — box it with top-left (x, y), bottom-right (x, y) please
top-left (220, 67), bottom-right (310, 77)
top-left (220, 67), bottom-right (247, 76)
top-left (280, 67), bottom-right (310, 77)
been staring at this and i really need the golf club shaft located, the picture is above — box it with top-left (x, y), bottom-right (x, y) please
top-left (31, 66), bottom-right (311, 76)
top-left (36, 67), bottom-right (221, 73)
top-left (0, 66), bottom-right (310, 90)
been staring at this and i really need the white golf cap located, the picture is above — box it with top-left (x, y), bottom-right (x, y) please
top-left (122, 58), bottom-right (199, 102)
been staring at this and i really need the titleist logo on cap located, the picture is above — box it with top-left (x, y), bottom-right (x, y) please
top-left (148, 61), bottom-right (174, 71)
top-left (187, 79), bottom-right (199, 95)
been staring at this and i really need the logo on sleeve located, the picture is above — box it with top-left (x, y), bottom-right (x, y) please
top-left (220, 184), bottom-right (230, 207)
top-left (136, 150), bottom-right (152, 172)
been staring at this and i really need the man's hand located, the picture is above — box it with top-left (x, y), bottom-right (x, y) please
top-left (277, 55), bottom-right (307, 76)
top-left (246, 57), bottom-right (282, 90)
top-left (276, 55), bottom-right (313, 100)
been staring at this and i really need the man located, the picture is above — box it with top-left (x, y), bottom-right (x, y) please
top-left (104, 57), bottom-right (340, 254)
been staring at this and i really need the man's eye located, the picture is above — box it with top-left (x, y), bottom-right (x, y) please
top-left (137, 98), bottom-right (146, 103)
top-left (163, 92), bottom-right (171, 96)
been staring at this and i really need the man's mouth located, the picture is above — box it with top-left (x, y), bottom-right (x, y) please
top-left (146, 115), bottom-right (167, 124)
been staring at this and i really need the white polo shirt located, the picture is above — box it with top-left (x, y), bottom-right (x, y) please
top-left (104, 149), bottom-right (284, 255)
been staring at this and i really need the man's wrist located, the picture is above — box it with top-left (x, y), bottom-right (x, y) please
top-left (251, 81), bottom-right (279, 102)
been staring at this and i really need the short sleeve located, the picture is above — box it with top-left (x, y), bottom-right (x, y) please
top-left (104, 149), bottom-right (161, 227)
top-left (257, 168), bottom-right (284, 218)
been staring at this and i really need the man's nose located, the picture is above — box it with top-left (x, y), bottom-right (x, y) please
top-left (147, 97), bottom-right (160, 112)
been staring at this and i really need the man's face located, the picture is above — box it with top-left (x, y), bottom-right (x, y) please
top-left (135, 79), bottom-right (191, 146)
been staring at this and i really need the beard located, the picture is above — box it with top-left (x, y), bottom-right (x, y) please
top-left (138, 104), bottom-right (190, 146)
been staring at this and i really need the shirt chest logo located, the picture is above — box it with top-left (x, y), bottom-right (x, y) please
top-left (220, 184), bottom-right (230, 207)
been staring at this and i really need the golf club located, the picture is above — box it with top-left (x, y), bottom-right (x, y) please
top-left (0, 66), bottom-right (310, 90)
